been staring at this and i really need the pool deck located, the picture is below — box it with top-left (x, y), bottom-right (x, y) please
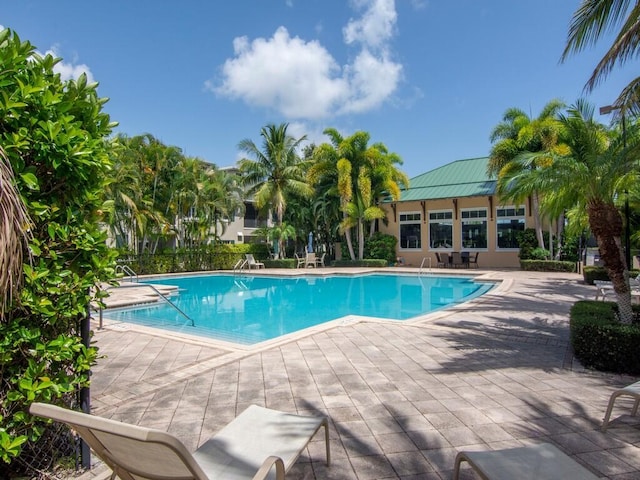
top-left (80, 268), bottom-right (640, 479)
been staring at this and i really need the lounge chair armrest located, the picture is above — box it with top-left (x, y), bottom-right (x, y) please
top-left (252, 456), bottom-right (285, 480)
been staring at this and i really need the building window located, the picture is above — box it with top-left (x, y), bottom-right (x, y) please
top-left (429, 210), bottom-right (453, 249)
top-left (461, 209), bottom-right (488, 249)
top-left (243, 202), bottom-right (268, 228)
top-left (496, 206), bottom-right (525, 249)
top-left (399, 212), bottom-right (421, 249)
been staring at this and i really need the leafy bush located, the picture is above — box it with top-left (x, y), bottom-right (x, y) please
top-left (570, 300), bottom-right (640, 374)
top-left (516, 228), bottom-right (538, 259)
top-left (0, 29), bottom-right (116, 476)
top-left (364, 233), bottom-right (397, 264)
top-left (116, 244), bottom-right (271, 275)
top-left (520, 260), bottom-right (576, 272)
top-left (529, 248), bottom-right (550, 260)
top-left (582, 266), bottom-right (640, 285)
top-left (263, 259), bottom-right (297, 269)
top-left (331, 259), bottom-right (388, 267)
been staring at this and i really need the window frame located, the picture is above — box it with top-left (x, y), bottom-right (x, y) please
top-left (460, 208), bottom-right (488, 250)
top-left (428, 209), bottom-right (454, 250)
top-left (496, 205), bottom-right (526, 250)
top-left (399, 211), bottom-right (422, 250)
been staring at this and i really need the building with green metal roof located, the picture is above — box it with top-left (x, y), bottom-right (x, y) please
top-left (380, 157), bottom-right (536, 268)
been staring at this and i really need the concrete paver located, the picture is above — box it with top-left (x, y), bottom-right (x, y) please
top-left (77, 269), bottom-right (640, 479)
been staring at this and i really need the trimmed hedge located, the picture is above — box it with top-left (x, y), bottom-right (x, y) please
top-left (570, 300), bottom-right (640, 374)
top-left (520, 260), bottom-right (576, 272)
top-left (582, 266), bottom-right (640, 285)
top-left (263, 259), bottom-right (297, 269)
top-left (331, 259), bottom-right (388, 267)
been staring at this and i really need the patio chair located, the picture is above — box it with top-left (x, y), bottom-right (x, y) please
top-left (435, 252), bottom-right (445, 268)
top-left (305, 252), bottom-right (316, 268)
top-left (594, 274), bottom-right (640, 301)
top-left (453, 442), bottom-right (598, 480)
top-left (601, 380), bottom-right (640, 431)
top-left (315, 252), bottom-right (326, 267)
top-left (438, 252), bottom-right (450, 268)
top-left (29, 402), bottom-right (330, 480)
top-left (295, 253), bottom-right (305, 268)
top-left (245, 254), bottom-right (265, 269)
top-left (451, 252), bottom-right (464, 268)
top-left (468, 251), bottom-right (479, 268)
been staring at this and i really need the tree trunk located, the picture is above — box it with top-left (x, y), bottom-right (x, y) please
top-left (588, 200), bottom-right (633, 324)
top-left (358, 219), bottom-right (365, 260)
top-left (532, 192), bottom-right (545, 249)
top-left (345, 227), bottom-right (356, 261)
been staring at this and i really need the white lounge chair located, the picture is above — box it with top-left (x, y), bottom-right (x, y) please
top-left (315, 253), bottom-right (326, 267)
top-left (594, 275), bottom-right (640, 301)
top-left (601, 380), bottom-right (640, 431)
top-left (29, 403), bottom-right (330, 480)
top-left (245, 254), bottom-right (265, 269)
top-left (295, 253), bottom-right (305, 268)
top-left (453, 443), bottom-right (598, 480)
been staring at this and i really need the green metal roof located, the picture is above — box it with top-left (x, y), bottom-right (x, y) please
top-left (400, 157), bottom-right (496, 202)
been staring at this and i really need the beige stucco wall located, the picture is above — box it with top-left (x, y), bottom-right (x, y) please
top-left (380, 195), bottom-right (540, 268)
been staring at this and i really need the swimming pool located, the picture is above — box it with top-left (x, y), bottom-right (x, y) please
top-left (106, 273), bottom-right (493, 345)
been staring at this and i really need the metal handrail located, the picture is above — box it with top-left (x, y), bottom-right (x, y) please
top-left (233, 258), bottom-right (248, 274)
top-left (97, 283), bottom-right (194, 328)
top-left (419, 257), bottom-right (431, 275)
top-left (115, 264), bottom-right (138, 283)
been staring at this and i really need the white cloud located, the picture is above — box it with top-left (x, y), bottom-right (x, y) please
top-left (340, 49), bottom-right (402, 114)
top-left (343, 0), bottom-right (397, 50)
top-left (213, 27), bottom-right (349, 119)
top-left (210, 0), bottom-right (402, 120)
top-left (40, 47), bottom-right (95, 84)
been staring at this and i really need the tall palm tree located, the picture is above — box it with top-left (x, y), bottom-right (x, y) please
top-left (562, 0), bottom-right (640, 115)
top-left (488, 99), bottom-right (566, 249)
top-left (309, 129), bottom-right (406, 260)
top-left (499, 100), bottom-right (638, 323)
top-left (238, 123), bottom-right (312, 256)
top-left (0, 147), bottom-right (31, 315)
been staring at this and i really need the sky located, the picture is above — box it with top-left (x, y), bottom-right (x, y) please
top-left (2, 1), bottom-right (635, 179)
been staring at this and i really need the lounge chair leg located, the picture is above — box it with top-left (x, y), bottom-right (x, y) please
top-left (602, 391), bottom-right (622, 431)
top-left (452, 452), bottom-right (466, 480)
top-left (323, 418), bottom-right (331, 466)
top-left (632, 398), bottom-right (640, 416)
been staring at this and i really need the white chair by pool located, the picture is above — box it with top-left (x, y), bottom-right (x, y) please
top-left (245, 254), bottom-right (265, 269)
top-left (30, 402), bottom-right (330, 480)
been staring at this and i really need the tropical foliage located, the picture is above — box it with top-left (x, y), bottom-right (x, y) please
top-left (238, 123), bottom-right (312, 257)
top-left (496, 100), bottom-right (640, 323)
top-left (562, 0), bottom-right (640, 116)
top-left (0, 29), bottom-right (116, 475)
top-left (309, 129), bottom-right (408, 260)
top-left (104, 134), bottom-right (244, 254)
top-left (488, 99), bottom-right (567, 249)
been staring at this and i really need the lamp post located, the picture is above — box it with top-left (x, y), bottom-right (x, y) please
top-left (600, 104), bottom-right (631, 269)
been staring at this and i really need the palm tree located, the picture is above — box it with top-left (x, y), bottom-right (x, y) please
top-left (499, 100), bottom-right (638, 323)
top-left (309, 129), bottom-right (406, 260)
top-left (562, 1), bottom-right (640, 115)
top-left (238, 123), bottom-right (313, 256)
top-left (0, 147), bottom-right (31, 315)
top-left (488, 99), bottom-right (566, 249)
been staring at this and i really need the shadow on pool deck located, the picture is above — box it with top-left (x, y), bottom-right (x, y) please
top-left (79, 269), bottom-right (640, 479)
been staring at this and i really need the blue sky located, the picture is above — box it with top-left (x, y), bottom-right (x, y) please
top-left (2, 1), bottom-right (634, 178)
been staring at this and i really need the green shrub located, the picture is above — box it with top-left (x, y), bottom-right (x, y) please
top-left (582, 266), bottom-right (640, 285)
top-left (263, 259), bottom-right (297, 269)
top-left (520, 260), bottom-right (576, 272)
top-left (570, 300), bottom-right (640, 374)
top-left (364, 233), bottom-right (397, 264)
top-left (0, 29), bottom-right (116, 475)
top-left (529, 248), bottom-right (551, 260)
top-left (331, 259), bottom-right (388, 267)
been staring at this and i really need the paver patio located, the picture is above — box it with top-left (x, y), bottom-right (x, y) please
top-left (79, 269), bottom-right (640, 479)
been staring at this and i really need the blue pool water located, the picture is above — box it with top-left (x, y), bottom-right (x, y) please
top-left (106, 273), bottom-right (493, 345)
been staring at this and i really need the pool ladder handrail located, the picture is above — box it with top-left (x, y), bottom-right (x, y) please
top-left (96, 283), bottom-right (194, 329)
top-left (419, 257), bottom-right (432, 275)
top-left (233, 258), bottom-right (248, 273)
top-left (115, 264), bottom-right (138, 283)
